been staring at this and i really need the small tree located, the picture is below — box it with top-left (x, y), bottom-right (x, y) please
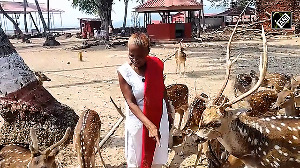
top-left (122, 0), bottom-right (129, 28)
top-left (72, 0), bottom-right (113, 40)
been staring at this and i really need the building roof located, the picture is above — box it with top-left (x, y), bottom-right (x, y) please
top-left (135, 0), bottom-right (203, 13)
top-left (0, 1), bottom-right (63, 14)
top-left (78, 18), bottom-right (102, 22)
top-left (216, 6), bottom-right (255, 16)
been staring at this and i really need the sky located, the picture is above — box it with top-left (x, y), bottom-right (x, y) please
top-left (2, 0), bottom-right (226, 31)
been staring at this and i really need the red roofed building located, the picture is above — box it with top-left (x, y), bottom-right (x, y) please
top-left (134, 0), bottom-right (204, 41)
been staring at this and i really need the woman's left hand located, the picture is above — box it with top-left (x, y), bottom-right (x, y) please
top-left (148, 125), bottom-right (161, 147)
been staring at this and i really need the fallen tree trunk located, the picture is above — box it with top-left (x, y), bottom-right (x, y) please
top-left (0, 27), bottom-right (78, 149)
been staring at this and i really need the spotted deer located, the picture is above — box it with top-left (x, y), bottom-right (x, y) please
top-left (166, 84), bottom-right (189, 130)
top-left (74, 109), bottom-right (106, 168)
top-left (196, 26), bottom-right (300, 168)
top-left (269, 76), bottom-right (300, 117)
top-left (183, 93), bottom-right (231, 167)
top-left (250, 70), bottom-right (291, 93)
top-left (34, 71), bottom-right (51, 85)
top-left (0, 127), bottom-right (71, 168)
top-left (233, 70), bottom-right (258, 97)
top-left (273, 88), bottom-right (300, 117)
top-left (246, 90), bottom-right (278, 117)
top-left (233, 70), bottom-right (290, 97)
top-left (174, 40), bottom-right (187, 75)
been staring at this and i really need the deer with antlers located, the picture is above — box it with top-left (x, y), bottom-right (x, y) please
top-left (175, 40), bottom-right (187, 75)
top-left (196, 26), bottom-right (300, 167)
top-left (74, 109), bottom-right (106, 168)
top-left (0, 127), bottom-right (71, 168)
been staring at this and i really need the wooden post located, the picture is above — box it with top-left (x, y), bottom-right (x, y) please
top-left (78, 51), bottom-right (83, 61)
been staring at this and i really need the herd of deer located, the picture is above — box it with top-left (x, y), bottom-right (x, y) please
top-left (0, 26), bottom-right (299, 168)
top-left (166, 26), bottom-right (300, 168)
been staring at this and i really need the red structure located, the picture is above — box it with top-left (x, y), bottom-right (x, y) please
top-left (134, 0), bottom-right (204, 41)
top-left (172, 12), bottom-right (185, 23)
top-left (79, 18), bottom-right (101, 39)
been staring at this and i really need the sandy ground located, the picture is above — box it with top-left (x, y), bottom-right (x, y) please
top-left (9, 34), bottom-right (300, 167)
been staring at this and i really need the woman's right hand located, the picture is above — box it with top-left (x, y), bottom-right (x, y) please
top-left (148, 125), bottom-right (161, 147)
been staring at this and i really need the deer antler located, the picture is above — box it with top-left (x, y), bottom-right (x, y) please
top-left (212, 0), bottom-right (253, 105)
top-left (43, 127), bottom-right (71, 155)
top-left (29, 127), bottom-right (39, 154)
top-left (223, 25), bottom-right (268, 108)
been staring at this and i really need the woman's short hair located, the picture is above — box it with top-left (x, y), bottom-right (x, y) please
top-left (128, 32), bottom-right (150, 50)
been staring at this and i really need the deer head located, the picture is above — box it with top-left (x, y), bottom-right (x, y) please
top-left (273, 88), bottom-right (300, 117)
top-left (0, 127), bottom-right (71, 168)
top-left (28, 127), bottom-right (71, 168)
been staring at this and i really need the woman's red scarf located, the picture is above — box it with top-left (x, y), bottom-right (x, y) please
top-left (141, 56), bottom-right (164, 168)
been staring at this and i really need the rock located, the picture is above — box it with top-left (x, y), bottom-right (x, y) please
top-left (0, 82), bottom-right (79, 149)
top-left (43, 35), bottom-right (60, 46)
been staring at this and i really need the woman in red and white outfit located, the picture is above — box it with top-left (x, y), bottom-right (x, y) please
top-left (117, 33), bottom-right (172, 168)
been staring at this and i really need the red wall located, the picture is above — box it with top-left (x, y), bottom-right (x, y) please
top-left (147, 23), bottom-right (192, 41)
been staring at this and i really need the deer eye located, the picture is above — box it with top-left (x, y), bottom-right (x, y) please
top-left (200, 122), bottom-right (221, 129)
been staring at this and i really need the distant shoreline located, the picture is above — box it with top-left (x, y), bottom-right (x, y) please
top-left (3, 27), bottom-right (81, 35)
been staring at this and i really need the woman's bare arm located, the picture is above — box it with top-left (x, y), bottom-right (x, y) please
top-left (118, 72), bottom-right (161, 145)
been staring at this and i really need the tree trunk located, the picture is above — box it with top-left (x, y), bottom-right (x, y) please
top-left (24, 0), bottom-right (28, 33)
top-left (98, 0), bottom-right (113, 41)
top-left (122, 0), bottom-right (129, 29)
top-left (0, 4), bottom-right (24, 37)
top-left (47, 0), bottom-right (50, 31)
top-left (0, 27), bottom-right (78, 149)
top-left (34, 0), bottom-right (48, 35)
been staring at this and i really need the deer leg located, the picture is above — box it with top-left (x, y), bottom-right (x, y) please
top-left (176, 60), bottom-right (179, 74)
top-left (178, 112), bottom-right (183, 130)
top-left (96, 128), bottom-right (106, 168)
top-left (183, 62), bottom-right (186, 75)
top-left (168, 124), bottom-right (174, 148)
top-left (194, 143), bottom-right (203, 168)
top-left (179, 63), bottom-right (181, 75)
top-left (96, 146), bottom-right (106, 168)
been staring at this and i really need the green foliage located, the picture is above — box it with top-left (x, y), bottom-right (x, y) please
top-left (72, 0), bottom-right (98, 15)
